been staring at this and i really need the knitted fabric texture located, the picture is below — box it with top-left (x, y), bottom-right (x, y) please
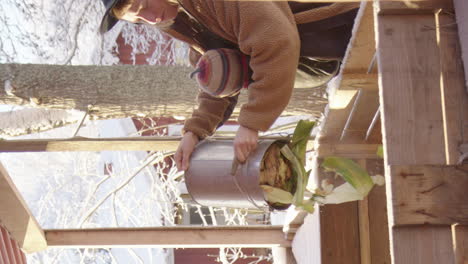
top-left (192, 49), bottom-right (250, 98)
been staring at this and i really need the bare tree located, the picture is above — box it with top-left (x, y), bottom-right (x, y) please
top-left (1, 63), bottom-right (326, 122)
top-left (0, 108), bottom-right (83, 137)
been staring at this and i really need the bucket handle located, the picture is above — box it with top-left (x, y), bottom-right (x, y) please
top-left (230, 158), bottom-right (267, 210)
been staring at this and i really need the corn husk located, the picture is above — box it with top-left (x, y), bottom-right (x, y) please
top-left (259, 120), bottom-right (315, 208)
top-left (260, 185), bottom-right (294, 204)
top-left (321, 157), bottom-right (374, 198)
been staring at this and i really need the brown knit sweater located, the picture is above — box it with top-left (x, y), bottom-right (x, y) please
top-left (176, 0), bottom-right (301, 138)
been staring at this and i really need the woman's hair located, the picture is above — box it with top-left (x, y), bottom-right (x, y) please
top-left (111, 0), bottom-right (178, 29)
top-left (111, 0), bottom-right (134, 19)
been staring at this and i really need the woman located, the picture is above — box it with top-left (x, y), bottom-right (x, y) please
top-left (99, 0), bottom-right (358, 171)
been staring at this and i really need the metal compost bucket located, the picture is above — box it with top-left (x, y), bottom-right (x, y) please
top-left (184, 139), bottom-right (286, 210)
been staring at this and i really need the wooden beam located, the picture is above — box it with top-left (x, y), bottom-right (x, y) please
top-left (318, 3), bottom-right (381, 145)
top-left (387, 164), bottom-right (468, 226)
top-left (320, 202), bottom-right (361, 264)
top-left (44, 226), bottom-right (290, 248)
top-left (0, 137), bottom-right (181, 152)
top-left (357, 160), bottom-right (371, 264)
top-left (0, 163), bottom-right (47, 253)
top-left (453, 224), bottom-right (468, 264)
top-left (392, 226), bottom-right (455, 264)
top-left (359, 198), bottom-right (372, 264)
top-left (0, 136), bottom-right (296, 152)
top-left (454, 0), bottom-right (468, 93)
top-left (339, 90), bottom-right (380, 142)
top-left (341, 3), bottom-right (377, 77)
top-left (375, 7), bottom-right (464, 264)
top-left (359, 159), bottom-right (392, 264)
top-left (437, 13), bottom-right (468, 164)
top-left (376, 1), bottom-right (453, 15)
top-left (316, 143), bottom-right (381, 158)
top-left (377, 14), bottom-right (447, 165)
top-left (243, 0), bottom-right (449, 3)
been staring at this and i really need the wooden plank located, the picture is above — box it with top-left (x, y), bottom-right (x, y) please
top-left (340, 90), bottom-right (380, 142)
top-left (392, 226), bottom-right (455, 264)
top-left (44, 226), bottom-right (290, 248)
top-left (318, 158), bottom-right (360, 264)
top-left (342, 2), bottom-right (377, 76)
top-left (319, 3), bottom-right (377, 144)
top-left (454, 0), bottom-right (468, 93)
top-left (340, 74), bottom-right (378, 90)
top-left (0, 136), bottom-right (295, 152)
top-left (316, 144), bottom-right (381, 159)
top-left (253, 0), bottom-right (450, 3)
top-left (376, 1), bottom-right (453, 15)
top-left (319, 90), bottom-right (358, 143)
top-left (358, 198), bottom-right (371, 264)
top-left (0, 137), bottom-right (181, 152)
top-left (357, 160), bottom-right (371, 264)
top-left (376, 14), bottom-right (447, 165)
top-left (453, 225), bottom-right (468, 264)
top-left (387, 164), bottom-right (468, 225)
top-left (366, 159), bottom-right (391, 264)
top-left (0, 163), bottom-right (47, 253)
top-left (438, 13), bottom-right (468, 164)
top-left (320, 202), bottom-right (361, 264)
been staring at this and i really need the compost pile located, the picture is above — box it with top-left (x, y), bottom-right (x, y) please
top-left (258, 120), bottom-right (315, 210)
top-left (258, 120), bottom-right (384, 213)
top-left (259, 143), bottom-right (295, 209)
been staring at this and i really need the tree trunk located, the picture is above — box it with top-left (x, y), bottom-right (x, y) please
top-left (0, 64), bottom-right (326, 120)
top-left (0, 108), bottom-right (84, 137)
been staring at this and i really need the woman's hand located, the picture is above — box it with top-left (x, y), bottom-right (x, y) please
top-left (175, 131), bottom-right (199, 171)
top-left (234, 125), bottom-right (259, 163)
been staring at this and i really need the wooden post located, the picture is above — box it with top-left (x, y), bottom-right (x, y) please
top-left (0, 163), bottom-right (47, 253)
top-left (358, 160), bottom-right (372, 264)
top-left (375, 1), bottom-right (466, 263)
top-left (44, 226), bottom-right (290, 248)
top-left (452, 225), bottom-right (468, 264)
top-left (392, 226), bottom-right (455, 263)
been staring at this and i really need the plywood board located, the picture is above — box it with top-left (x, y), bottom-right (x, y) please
top-left (387, 164), bottom-right (468, 225)
top-left (392, 226), bottom-right (455, 264)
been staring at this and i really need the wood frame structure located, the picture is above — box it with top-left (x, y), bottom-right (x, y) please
top-left (0, 163), bottom-right (291, 251)
top-left (284, 0), bottom-right (467, 263)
